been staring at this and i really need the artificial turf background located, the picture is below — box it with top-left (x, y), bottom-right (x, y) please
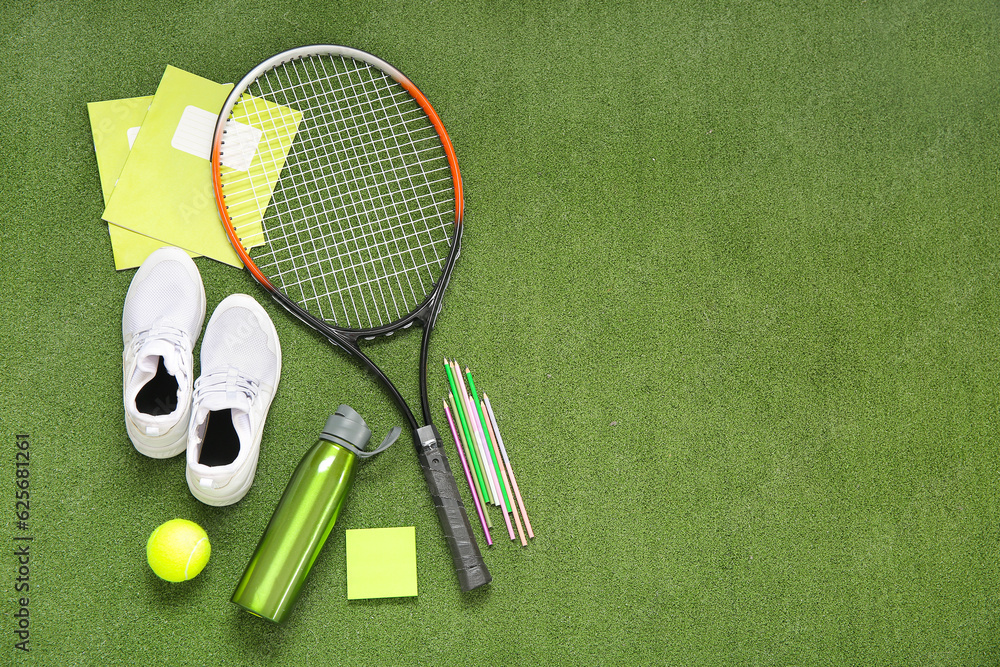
top-left (3, 1), bottom-right (999, 664)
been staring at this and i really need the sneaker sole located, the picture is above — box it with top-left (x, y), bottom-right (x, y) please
top-left (126, 417), bottom-right (189, 459)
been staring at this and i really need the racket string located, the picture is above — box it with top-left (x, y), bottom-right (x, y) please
top-left (281, 55), bottom-right (410, 327)
top-left (220, 54), bottom-right (454, 330)
top-left (336, 55), bottom-right (451, 290)
top-left (247, 70), bottom-right (352, 322)
top-left (264, 64), bottom-right (370, 326)
top-left (221, 96), bottom-right (305, 248)
top-left (303, 54), bottom-right (447, 311)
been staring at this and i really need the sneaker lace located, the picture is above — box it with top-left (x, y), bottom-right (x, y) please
top-left (128, 324), bottom-right (192, 372)
top-left (193, 367), bottom-right (260, 407)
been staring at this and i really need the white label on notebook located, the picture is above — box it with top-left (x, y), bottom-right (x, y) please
top-left (219, 119), bottom-right (264, 173)
top-left (171, 105), bottom-right (261, 172)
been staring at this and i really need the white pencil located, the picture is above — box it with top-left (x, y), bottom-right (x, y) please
top-left (484, 400), bottom-right (526, 545)
top-left (453, 361), bottom-right (504, 513)
top-left (483, 393), bottom-right (534, 538)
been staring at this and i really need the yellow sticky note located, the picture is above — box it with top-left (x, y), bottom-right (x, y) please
top-left (87, 95), bottom-right (201, 270)
top-left (345, 527), bottom-right (418, 600)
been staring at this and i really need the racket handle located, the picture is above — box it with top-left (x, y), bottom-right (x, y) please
top-left (415, 425), bottom-right (492, 591)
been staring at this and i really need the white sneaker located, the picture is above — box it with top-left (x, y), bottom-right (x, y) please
top-left (123, 247), bottom-right (206, 458)
top-left (186, 294), bottom-right (281, 506)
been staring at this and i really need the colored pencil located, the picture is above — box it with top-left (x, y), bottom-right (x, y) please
top-left (444, 359), bottom-right (489, 502)
top-left (466, 367), bottom-right (511, 512)
top-left (449, 391), bottom-right (491, 529)
top-left (454, 360), bottom-right (500, 505)
top-left (443, 399), bottom-right (491, 545)
top-left (453, 364), bottom-right (514, 540)
top-left (476, 402), bottom-right (514, 540)
top-left (484, 393), bottom-right (534, 538)
top-left (463, 367), bottom-right (514, 540)
top-left (484, 399), bottom-right (526, 546)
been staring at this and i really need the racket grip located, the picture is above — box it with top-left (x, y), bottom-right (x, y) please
top-left (415, 425), bottom-right (492, 591)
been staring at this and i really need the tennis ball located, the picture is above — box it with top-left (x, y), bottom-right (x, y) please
top-left (146, 519), bottom-right (211, 582)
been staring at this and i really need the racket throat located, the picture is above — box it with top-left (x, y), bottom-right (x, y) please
top-left (415, 424), bottom-right (440, 453)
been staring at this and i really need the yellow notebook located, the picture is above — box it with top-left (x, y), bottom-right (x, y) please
top-left (87, 95), bottom-right (200, 270)
top-left (99, 66), bottom-right (302, 269)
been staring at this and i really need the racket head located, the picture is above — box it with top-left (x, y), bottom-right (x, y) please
top-left (212, 45), bottom-right (464, 338)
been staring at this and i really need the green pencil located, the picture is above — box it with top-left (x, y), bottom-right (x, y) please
top-left (466, 367), bottom-right (512, 513)
top-left (444, 359), bottom-right (490, 503)
top-left (454, 359), bottom-right (498, 506)
top-left (449, 392), bottom-right (491, 529)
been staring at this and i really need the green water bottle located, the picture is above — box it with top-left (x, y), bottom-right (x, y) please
top-left (231, 405), bottom-right (398, 623)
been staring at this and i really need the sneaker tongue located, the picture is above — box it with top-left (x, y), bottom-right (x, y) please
top-left (135, 340), bottom-right (182, 374)
top-left (192, 368), bottom-right (255, 453)
top-left (128, 344), bottom-right (186, 409)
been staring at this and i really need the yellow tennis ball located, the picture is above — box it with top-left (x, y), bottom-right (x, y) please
top-left (146, 519), bottom-right (211, 582)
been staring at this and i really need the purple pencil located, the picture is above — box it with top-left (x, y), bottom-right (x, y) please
top-left (443, 399), bottom-right (492, 545)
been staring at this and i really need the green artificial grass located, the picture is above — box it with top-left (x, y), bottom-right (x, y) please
top-left (3, 0), bottom-right (999, 664)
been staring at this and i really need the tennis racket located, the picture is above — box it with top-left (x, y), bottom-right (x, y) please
top-left (211, 45), bottom-right (490, 591)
